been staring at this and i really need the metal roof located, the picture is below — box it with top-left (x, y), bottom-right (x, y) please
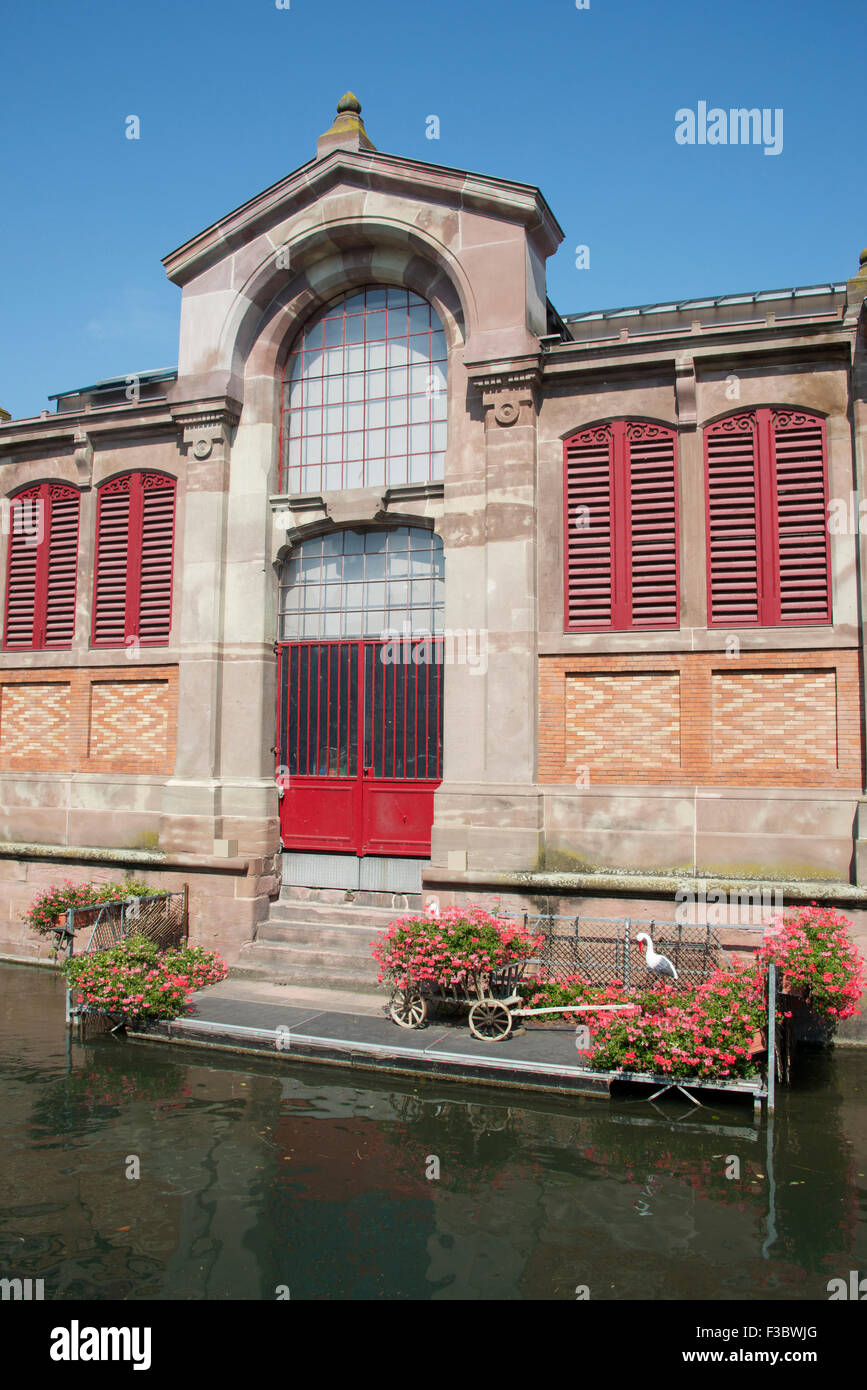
top-left (562, 283), bottom-right (848, 324)
top-left (48, 367), bottom-right (177, 401)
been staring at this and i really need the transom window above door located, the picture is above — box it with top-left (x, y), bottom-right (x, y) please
top-left (279, 527), bottom-right (444, 640)
top-left (280, 286), bottom-right (448, 494)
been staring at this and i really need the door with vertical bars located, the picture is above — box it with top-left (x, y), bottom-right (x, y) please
top-left (276, 638), bottom-right (443, 855)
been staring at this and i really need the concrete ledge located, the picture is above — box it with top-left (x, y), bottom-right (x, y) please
top-left (0, 841), bottom-right (251, 874)
top-left (424, 867), bottom-right (867, 904)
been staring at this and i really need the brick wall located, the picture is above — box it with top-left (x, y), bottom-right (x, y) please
top-left (0, 667), bottom-right (177, 775)
top-left (540, 650), bottom-right (862, 787)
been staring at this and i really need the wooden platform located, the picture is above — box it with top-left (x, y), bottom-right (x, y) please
top-left (127, 988), bottom-right (768, 1112)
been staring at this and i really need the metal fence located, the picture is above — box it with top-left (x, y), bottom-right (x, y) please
top-left (68, 888), bottom-right (189, 955)
top-left (523, 914), bottom-right (728, 989)
top-left (57, 888), bottom-right (189, 1028)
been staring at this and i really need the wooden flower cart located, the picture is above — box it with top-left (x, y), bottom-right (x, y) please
top-left (389, 962), bottom-right (527, 1041)
top-left (389, 961), bottom-right (640, 1042)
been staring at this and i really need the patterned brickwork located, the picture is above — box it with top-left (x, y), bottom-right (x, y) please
top-left (712, 670), bottom-right (837, 767)
top-left (539, 650), bottom-right (861, 788)
top-left (0, 683), bottom-right (70, 767)
top-left (0, 667), bottom-right (177, 774)
top-left (89, 681), bottom-right (169, 761)
top-left (566, 673), bottom-right (681, 769)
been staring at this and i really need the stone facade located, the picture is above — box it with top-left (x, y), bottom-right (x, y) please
top-left (1, 96), bottom-right (866, 1004)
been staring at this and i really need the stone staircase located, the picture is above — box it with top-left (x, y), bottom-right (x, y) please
top-left (233, 888), bottom-right (422, 993)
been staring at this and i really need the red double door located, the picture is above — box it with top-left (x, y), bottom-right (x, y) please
top-left (276, 639), bottom-right (443, 856)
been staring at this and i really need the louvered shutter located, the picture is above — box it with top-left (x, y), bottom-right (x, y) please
top-left (43, 487), bottom-right (80, 645)
top-left (564, 421), bottom-right (679, 631)
top-left (706, 409), bottom-right (830, 627)
top-left (93, 481), bottom-right (132, 645)
top-left (627, 423), bottom-right (679, 628)
top-left (4, 483), bottom-right (79, 649)
top-left (92, 472), bottom-right (175, 647)
top-left (771, 410), bottom-right (830, 624)
top-left (138, 477), bottom-right (176, 642)
top-left (564, 426), bottom-right (614, 629)
top-left (705, 414), bottom-right (761, 626)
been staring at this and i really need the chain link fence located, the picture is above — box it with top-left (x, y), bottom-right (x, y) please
top-left (523, 914), bottom-right (728, 989)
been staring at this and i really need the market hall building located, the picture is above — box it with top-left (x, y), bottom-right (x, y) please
top-left (1, 95), bottom-right (867, 1007)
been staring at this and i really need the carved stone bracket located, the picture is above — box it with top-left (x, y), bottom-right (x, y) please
top-left (73, 427), bottom-right (93, 486)
top-left (675, 354), bottom-right (697, 429)
top-left (172, 405), bottom-right (238, 463)
top-left (471, 364), bottom-right (541, 430)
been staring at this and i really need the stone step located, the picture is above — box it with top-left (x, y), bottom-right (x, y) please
top-left (278, 884), bottom-right (424, 912)
top-left (267, 901), bottom-right (401, 930)
top-left (256, 922), bottom-right (388, 949)
top-left (231, 944), bottom-right (384, 995)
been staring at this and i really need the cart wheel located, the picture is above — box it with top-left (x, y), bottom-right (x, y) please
top-left (389, 989), bottom-right (428, 1029)
top-left (469, 1000), bottom-right (513, 1041)
top-left (436, 997), bottom-right (464, 1018)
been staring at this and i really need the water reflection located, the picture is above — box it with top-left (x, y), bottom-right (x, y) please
top-left (0, 965), bottom-right (864, 1300)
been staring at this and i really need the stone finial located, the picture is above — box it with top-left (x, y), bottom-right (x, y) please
top-left (860, 248), bottom-right (867, 270)
top-left (337, 92), bottom-right (362, 115)
top-left (316, 91), bottom-right (377, 159)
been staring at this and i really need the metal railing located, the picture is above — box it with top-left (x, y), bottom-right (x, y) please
top-left (55, 888), bottom-right (189, 1028)
top-left (523, 914), bottom-right (728, 989)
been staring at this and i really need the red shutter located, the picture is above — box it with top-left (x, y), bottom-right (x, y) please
top-left (705, 414), bottom-right (761, 626)
top-left (93, 473), bottom-right (175, 647)
top-left (4, 483), bottom-right (79, 649)
top-left (771, 409), bottom-right (831, 624)
top-left (43, 487), bottom-right (80, 646)
top-left (627, 422), bottom-right (679, 629)
top-left (138, 476), bottom-right (176, 642)
top-left (93, 480), bottom-right (131, 645)
top-left (4, 488), bottom-right (40, 647)
top-left (564, 421), bottom-right (679, 631)
top-left (564, 426), bottom-right (614, 629)
top-left (706, 409), bottom-right (831, 628)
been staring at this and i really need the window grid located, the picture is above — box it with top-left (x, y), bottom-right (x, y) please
top-left (280, 286), bottom-right (447, 494)
top-left (278, 527), bottom-right (444, 641)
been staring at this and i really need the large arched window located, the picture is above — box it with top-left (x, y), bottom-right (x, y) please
top-left (280, 286), bottom-right (447, 494)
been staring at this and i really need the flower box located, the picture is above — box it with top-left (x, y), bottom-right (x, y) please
top-left (747, 1028), bottom-right (767, 1057)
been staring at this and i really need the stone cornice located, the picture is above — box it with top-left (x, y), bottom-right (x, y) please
top-left (541, 324), bottom-right (853, 384)
top-left (162, 149), bottom-right (563, 286)
top-left (0, 402), bottom-right (176, 455)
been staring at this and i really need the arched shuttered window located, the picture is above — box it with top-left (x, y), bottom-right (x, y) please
top-left (3, 483), bottom-right (80, 649)
top-left (92, 472), bottom-right (176, 647)
top-left (564, 421), bottom-right (679, 631)
top-left (705, 409), bottom-right (830, 626)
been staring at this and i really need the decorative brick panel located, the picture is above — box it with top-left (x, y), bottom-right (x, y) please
top-left (0, 667), bottom-right (177, 774)
top-left (89, 681), bottom-right (169, 762)
top-left (0, 682), bottom-right (71, 768)
top-left (540, 651), bottom-right (861, 788)
top-left (712, 670), bottom-right (837, 767)
top-left (566, 673), bottom-right (681, 769)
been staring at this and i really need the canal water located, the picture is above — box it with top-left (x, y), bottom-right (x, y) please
top-left (1, 963), bottom-right (865, 1301)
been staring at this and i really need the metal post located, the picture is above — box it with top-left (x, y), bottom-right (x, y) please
top-left (624, 918), bottom-right (631, 989)
top-left (64, 906), bottom-right (74, 1027)
top-left (766, 962), bottom-right (776, 1114)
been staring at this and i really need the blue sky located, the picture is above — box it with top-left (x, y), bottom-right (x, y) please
top-left (1, 0), bottom-right (864, 418)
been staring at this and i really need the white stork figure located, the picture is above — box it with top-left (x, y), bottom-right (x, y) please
top-left (636, 927), bottom-right (678, 981)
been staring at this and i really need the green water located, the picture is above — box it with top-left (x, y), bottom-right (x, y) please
top-left (1, 963), bottom-right (865, 1300)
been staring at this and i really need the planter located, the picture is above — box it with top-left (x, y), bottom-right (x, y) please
top-left (747, 1028), bottom-right (767, 1057)
top-left (781, 974), bottom-right (808, 997)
